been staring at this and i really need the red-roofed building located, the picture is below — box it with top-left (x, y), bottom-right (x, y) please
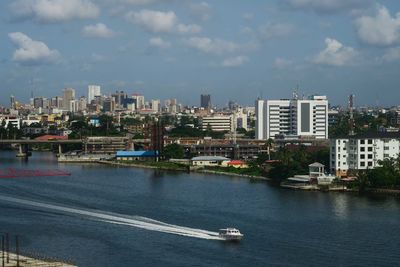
top-left (225, 160), bottom-right (248, 168)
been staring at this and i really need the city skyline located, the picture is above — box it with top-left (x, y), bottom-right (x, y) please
top-left (1, 0), bottom-right (400, 107)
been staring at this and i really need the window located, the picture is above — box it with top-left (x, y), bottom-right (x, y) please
top-left (360, 154), bottom-right (365, 159)
top-left (384, 154), bottom-right (389, 158)
top-left (360, 162), bottom-right (365, 167)
top-left (360, 140), bottom-right (365, 144)
top-left (368, 147), bottom-right (373, 152)
top-left (361, 147), bottom-right (365, 152)
top-left (368, 154), bottom-right (373, 159)
top-left (368, 162), bottom-right (373, 167)
top-left (368, 139), bottom-right (373, 144)
top-left (384, 146), bottom-right (389, 150)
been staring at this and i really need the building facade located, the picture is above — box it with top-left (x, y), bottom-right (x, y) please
top-left (201, 94), bottom-right (211, 109)
top-left (200, 115), bottom-right (234, 132)
top-left (255, 95), bottom-right (328, 140)
top-left (330, 133), bottom-right (400, 177)
top-left (88, 85), bottom-right (101, 104)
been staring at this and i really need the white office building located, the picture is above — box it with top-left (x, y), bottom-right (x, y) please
top-left (255, 95), bottom-right (328, 140)
top-left (88, 85), bottom-right (101, 104)
top-left (200, 115), bottom-right (234, 132)
top-left (330, 133), bottom-right (400, 177)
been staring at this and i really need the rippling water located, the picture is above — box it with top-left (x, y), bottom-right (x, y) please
top-left (0, 151), bottom-right (399, 266)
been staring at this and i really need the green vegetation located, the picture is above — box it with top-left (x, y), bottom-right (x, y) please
top-left (163, 144), bottom-right (185, 159)
top-left (266, 146), bottom-right (330, 183)
top-left (111, 159), bottom-right (188, 171)
top-left (354, 156), bottom-right (400, 192)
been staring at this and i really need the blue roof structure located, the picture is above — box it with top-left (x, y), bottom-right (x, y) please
top-left (116, 150), bottom-right (158, 157)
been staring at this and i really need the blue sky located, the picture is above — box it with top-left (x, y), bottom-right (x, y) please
top-left (1, 0), bottom-right (400, 107)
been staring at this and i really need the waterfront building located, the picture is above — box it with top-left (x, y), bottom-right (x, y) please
top-left (255, 95), bottom-right (328, 140)
top-left (330, 132), bottom-right (400, 177)
top-left (191, 156), bottom-right (230, 167)
top-left (201, 94), bottom-right (211, 109)
top-left (88, 85), bottom-right (101, 104)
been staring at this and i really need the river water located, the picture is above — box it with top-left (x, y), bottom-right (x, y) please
top-left (0, 151), bottom-right (399, 266)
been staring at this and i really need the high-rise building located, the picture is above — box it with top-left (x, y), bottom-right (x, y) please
top-left (63, 88), bottom-right (75, 111)
top-left (255, 99), bottom-right (266, 140)
top-left (132, 94), bottom-right (145, 110)
top-left (151, 99), bottom-right (160, 113)
top-left (256, 95), bottom-right (328, 140)
top-left (201, 94), bottom-right (211, 109)
top-left (112, 90), bottom-right (126, 109)
top-left (10, 95), bottom-right (16, 109)
top-left (88, 85), bottom-right (101, 104)
top-left (103, 98), bottom-right (115, 112)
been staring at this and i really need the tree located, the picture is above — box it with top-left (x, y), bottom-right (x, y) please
top-left (163, 144), bottom-right (185, 159)
top-left (266, 138), bottom-right (274, 160)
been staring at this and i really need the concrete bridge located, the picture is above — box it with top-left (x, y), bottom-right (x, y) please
top-left (0, 138), bottom-right (151, 158)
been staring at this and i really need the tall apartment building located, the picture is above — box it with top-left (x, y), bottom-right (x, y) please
top-left (330, 132), bottom-right (400, 177)
top-left (201, 94), bottom-right (211, 109)
top-left (63, 88), bottom-right (75, 111)
top-left (200, 115), bottom-right (234, 132)
top-left (88, 85), bottom-right (101, 104)
top-left (255, 95), bottom-right (328, 140)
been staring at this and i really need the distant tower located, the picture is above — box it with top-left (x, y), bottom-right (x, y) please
top-left (88, 85), bottom-right (101, 104)
top-left (349, 94), bottom-right (355, 136)
top-left (63, 88), bottom-right (76, 111)
top-left (201, 94), bottom-right (211, 109)
top-left (10, 95), bottom-right (16, 109)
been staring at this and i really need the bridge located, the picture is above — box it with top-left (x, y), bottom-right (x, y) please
top-left (0, 138), bottom-right (151, 158)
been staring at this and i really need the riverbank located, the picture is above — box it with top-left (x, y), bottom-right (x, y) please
top-left (98, 160), bottom-right (270, 181)
top-left (0, 252), bottom-right (76, 267)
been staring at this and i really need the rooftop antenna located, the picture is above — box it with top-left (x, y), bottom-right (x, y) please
top-left (293, 85), bottom-right (299, 100)
top-left (349, 94), bottom-right (355, 136)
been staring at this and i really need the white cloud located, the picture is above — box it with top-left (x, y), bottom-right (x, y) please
top-left (149, 37), bottom-right (171, 49)
top-left (8, 32), bottom-right (61, 65)
top-left (185, 37), bottom-right (239, 55)
top-left (10, 0), bottom-right (100, 23)
top-left (355, 6), bottom-right (400, 46)
top-left (177, 24), bottom-right (202, 34)
top-left (314, 38), bottom-right (357, 66)
top-left (243, 13), bottom-right (254, 20)
top-left (259, 23), bottom-right (294, 39)
top-left (126, 9), bottom-right (201, 34)
top-left (82, 23), bottom-right (116, 38)
top-left (274, 58), bottom-right (293, 69)
top-left (189, 2), bottom-right (212, 21)
top-left (284, 0), bottom-right (371, 14)
top-left (221, 56), bottom-right (249, 67)
top-left (126, 10), bottom-right (177, 33)
top-left (381, 47), bottom-right (400, 62)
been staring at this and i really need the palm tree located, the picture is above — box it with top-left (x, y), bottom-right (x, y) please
top-left (266, 138), bottom-right (274, 160)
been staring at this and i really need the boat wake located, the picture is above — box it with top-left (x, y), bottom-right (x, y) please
top-left (0, 195), bottom-right (222, 240)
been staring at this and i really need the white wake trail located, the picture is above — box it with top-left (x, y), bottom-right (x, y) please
top-left (0, 195), bottom-right (222, 240)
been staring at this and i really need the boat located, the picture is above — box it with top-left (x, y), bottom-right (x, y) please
top-left (218, 228), bottom-right (243, 241)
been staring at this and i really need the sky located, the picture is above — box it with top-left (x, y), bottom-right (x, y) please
top-left (1, 0), bottom-right (400, 107)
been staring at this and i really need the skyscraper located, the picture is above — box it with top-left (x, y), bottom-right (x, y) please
top-left (201, 94), bottom-right (211, 109)
top-left (63, 88), bottom-right (75, 111)
top-left (88, 85), bottom-right (101, 104)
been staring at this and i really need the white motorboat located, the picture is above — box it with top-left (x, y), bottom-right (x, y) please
top-left (218, 228), bottom-right (243, 241)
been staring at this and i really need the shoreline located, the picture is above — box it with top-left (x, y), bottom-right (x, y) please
top-left (98, 160), bottom-right (270, 181)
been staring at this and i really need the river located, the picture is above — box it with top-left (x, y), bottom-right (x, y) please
top-left (0, 151), bottom-right (399, 266)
